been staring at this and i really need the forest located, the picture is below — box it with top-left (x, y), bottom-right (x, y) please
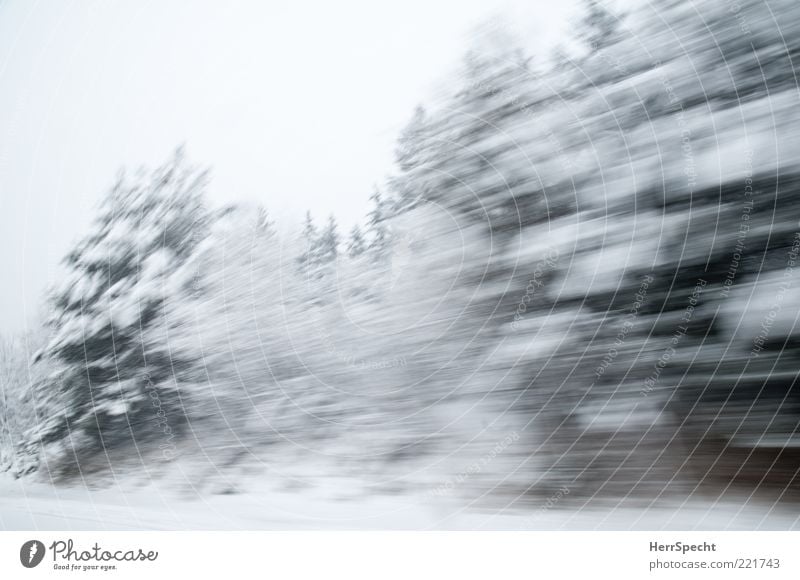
top-left (1, 0), bottom-right (800, 523)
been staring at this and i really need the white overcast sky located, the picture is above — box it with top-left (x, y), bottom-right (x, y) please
top-left (0, 0), bottom-right (581, 332)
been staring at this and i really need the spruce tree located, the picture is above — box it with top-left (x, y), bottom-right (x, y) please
top-left (32, 150), bottom-right (210, 473)
top-left (347, 225), bottom-right (367, 258)
top-left (318, 214), bottom-right (340, 264)
top-left (367, 188), bottom-right (390, 256)
top-left (298, 210), bottom-right (321, 272)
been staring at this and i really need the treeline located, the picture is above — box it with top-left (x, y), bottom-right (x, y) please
top-left (2, 0), bottom-right (800, 502)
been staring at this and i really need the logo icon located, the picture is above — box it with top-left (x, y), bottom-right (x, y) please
top-left (20, 540), bottom-right (45, 568)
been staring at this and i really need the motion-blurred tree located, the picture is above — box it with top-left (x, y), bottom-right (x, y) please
top-left (31, 149), bottom-right (211, 474)
top-left (367, 188), bottom-right (391, 256)
top-left (318, 214), bottom-right (340, 264)
top-left (347, 224), bottom-right (367, 258)
top-left (297, 210), bottom-right (320, 272)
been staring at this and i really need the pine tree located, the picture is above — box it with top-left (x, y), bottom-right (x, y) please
top-left (157, 202), bottom-right (308, 457)
top-left (318, 214), bottom-right (340, 264)
top-left (389, 106), bottom-right (431, 212)
top-left (0, 334), bottom-right (47, 475)
top-left (32, 149), bottom-right (211, 474)
top-left (302, 210), bottom-right (317, 240)
top-left (254, 205), bottom-right (273, 235)
top-left (406, 26), bottom-right (547, 230)
top-left (367, 188), bottom-right (390, 256)
top-left (395, 106), bottom-right (428, 173)
top-left (347, 225), bottom-right (367, 258)
top-left (298, 210), bottom-right (320, 271)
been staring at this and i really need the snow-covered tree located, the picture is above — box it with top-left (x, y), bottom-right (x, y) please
top-left (395, 106), bottom-right (429, 173)
top-left (298, 210), bottom-right (321, 272)
top-left (0, 333), bottom-right (48, 475)
top-left (30, 150), bottom-right (211, 475)
top-left (254, 206), bottom-right (273, 235)
top-left (301, 210), bottom-right (317, 240)
top-left (154, 203), bottom-right (313, 463)
top-left (317, 214), bottom-right (340, 264)
top-left (389, 106), bottom-right (431, 212)
top-left (347, 225), bottom-right (367, 258)
top-left (367, 188), bottom-right (391, 256)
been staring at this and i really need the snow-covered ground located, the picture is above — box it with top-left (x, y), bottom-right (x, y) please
top-left (1, 473), bottom-right (797, 531)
